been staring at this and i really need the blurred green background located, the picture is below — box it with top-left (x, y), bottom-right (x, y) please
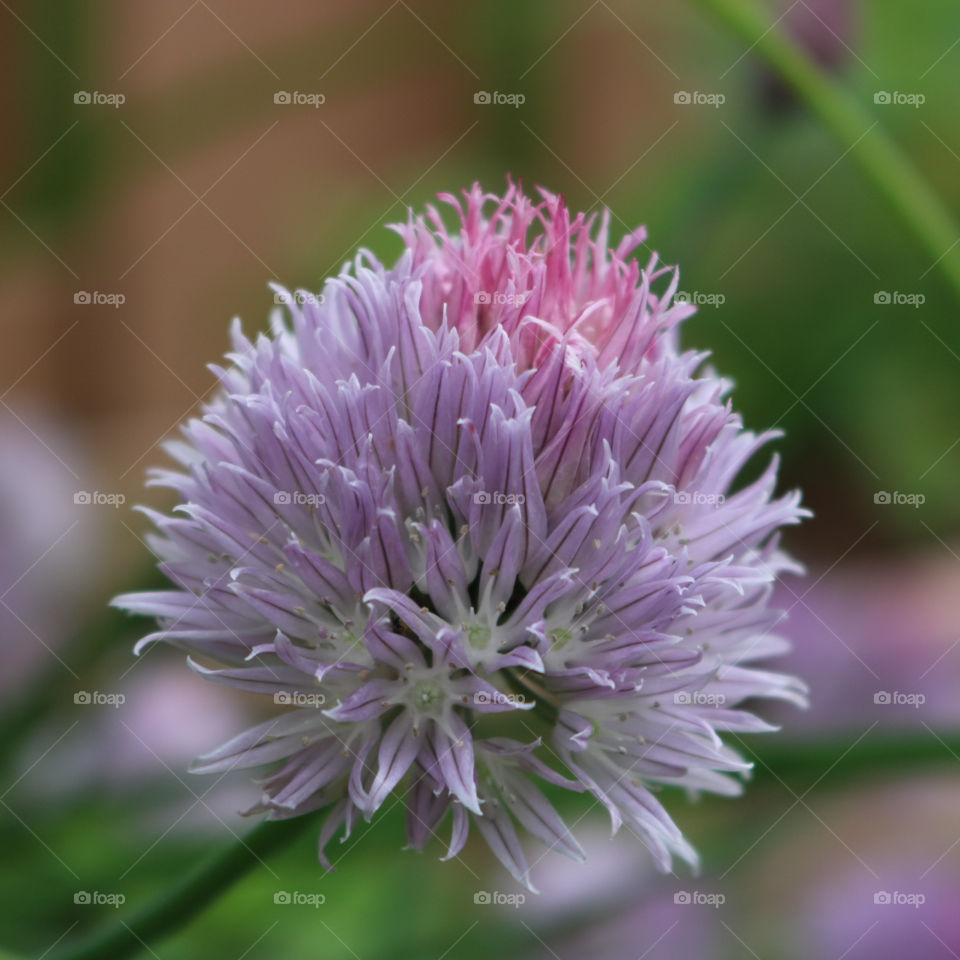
top-left (1, 1), bottom-right (959, 958)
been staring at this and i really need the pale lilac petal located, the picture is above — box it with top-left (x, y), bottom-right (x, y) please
top-left (366, 714), bottom-right (420, 813)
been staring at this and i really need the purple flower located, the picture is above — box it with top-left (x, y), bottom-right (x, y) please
top-left (115, 183), bottom-right (807, 890)
top-left (1, 413), bottom-right (102, 695)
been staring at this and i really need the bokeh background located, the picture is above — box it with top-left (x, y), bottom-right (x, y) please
top-left (1, 1), bottom-right (959, 957)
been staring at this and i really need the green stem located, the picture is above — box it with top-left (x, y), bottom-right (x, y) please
top-left (52, 817), bottom-right (316, 960)
top-left (690, 0), bottom-right (960, 304)
top-left (745, 728), bottom-right (960, 790)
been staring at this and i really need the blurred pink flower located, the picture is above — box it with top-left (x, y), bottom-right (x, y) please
top-left (0, 413), bottom-right (102, 694)
top-left (745, 778), bottom-right (960, 959)
top-left (770, 552), bottom-right (960, 733)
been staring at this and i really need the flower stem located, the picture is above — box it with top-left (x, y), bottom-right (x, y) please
top-left (745, 728), bottom-right (960, 789)
top-left (52, 816), bottom-right (317, 960)
top-left (689, 0), bottom-right (960, 305)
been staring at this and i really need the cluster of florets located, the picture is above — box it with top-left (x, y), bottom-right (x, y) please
top-left (117, 184), bottom-right (806, 890)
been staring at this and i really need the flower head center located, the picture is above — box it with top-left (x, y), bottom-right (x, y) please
top-left (465, 622), bottom-right (492, 651)
top-left (410, 679), bottom-right (445, 712)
